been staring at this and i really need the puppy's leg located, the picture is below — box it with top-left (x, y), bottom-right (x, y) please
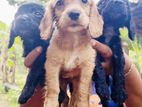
top-left (69, 78), bottom-right (79, 107)
top-left (110, 36), bottom-right (127, 105)
top-left (93, 53), bottom-right (110, 107)
top-left (76, 63), bottom-right (94, 107)
top-left (69, 90), bottom-right (77, 107)
top-left (60, 78), bottom-right (69, 107)
top-left (18, 64), bottom-right (44, 104)
top-left (44, 60), bottom-right (61, 107)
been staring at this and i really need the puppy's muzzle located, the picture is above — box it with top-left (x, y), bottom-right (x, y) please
top-left (68, 11), bottom-right (80, 21)
top-left (17, 14), bottom-right (29, 22)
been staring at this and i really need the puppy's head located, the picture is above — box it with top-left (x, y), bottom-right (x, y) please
top-left (40, 0), bottom-right (104, 40)
top-left (100, 0), bottom-right (135, 40)
top-left (8, 3), bottom-right (45, 48)
top-left (101, 0), bottom-right (129, 21)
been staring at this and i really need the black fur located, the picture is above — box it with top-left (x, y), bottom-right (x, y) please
top-left (8, 3), bottom-right (78, 105)
top-left (8, 3), bottom-right (49, 104)
top-left (93, 0), bottom-right (135, 107)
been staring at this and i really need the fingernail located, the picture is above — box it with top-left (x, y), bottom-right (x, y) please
top-left (36, 46), bottom-right (42, 52)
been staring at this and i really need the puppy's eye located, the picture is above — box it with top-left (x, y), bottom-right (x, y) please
top-left (56, 0), bottom-right (64, 6)
top-left (82, 0), bottom-right (88, 4)
top-left (34, 12), bottom-right (42, 17)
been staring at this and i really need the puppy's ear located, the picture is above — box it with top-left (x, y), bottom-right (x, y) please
top-left (126, 19), bottom-right (135, 40)
top-left (8, 23), bottom-right (17, 48)
top-left (89, 1), bottom-right (104, 38)
top-left (39, 2), bottom-right (54, 40)
top-left (125, 2), bottom-right (135, 40)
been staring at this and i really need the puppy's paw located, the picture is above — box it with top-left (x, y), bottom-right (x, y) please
top-left (18, 86), bottom-right (35, 104)
top-left (44, 98), bottom-right (59, 107)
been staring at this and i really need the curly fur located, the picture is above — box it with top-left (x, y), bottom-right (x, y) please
top-left (39, 0), bottom-right (103, 107)
top-left (8, 3), bottom-right (49, 104)
top-left (93, 0), bottom-right (135, 107)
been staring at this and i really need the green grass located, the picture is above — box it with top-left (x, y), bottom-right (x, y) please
top-left (0, 20), bottom-right (28, 107)
top-left (0, 71), bottom-right (27, 107)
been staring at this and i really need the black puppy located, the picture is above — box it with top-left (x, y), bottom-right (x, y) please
top-left (8, 3), bottom-right (76, 105)
top-left (93, 0), bottom-right (135, 107)
top-left (8, 3), bottom-right (48, 104)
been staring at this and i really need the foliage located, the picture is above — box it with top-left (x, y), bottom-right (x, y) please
top-left (0, 20), bottom-right (25, 71)
top-left (120, 27), bottom-right (142, 73)
top-left (0, 20), bottom-right (27, 107)
top-left (0, 72), bottom-right (27, 107)
top-left (0, 11), bottom-right (142, 106)
top-left (6, 0), bottom-right (19, 5)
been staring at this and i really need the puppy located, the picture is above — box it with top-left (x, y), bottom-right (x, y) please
top-left (93, 0), bottom-right (135, 106)
top-left (8, 3), bottom-right (48, 104)
top-left (39, 0), bottom-right (104, 107)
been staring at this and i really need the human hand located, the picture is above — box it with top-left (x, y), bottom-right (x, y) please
top-left (24, 39), bottom-right (132, 75)
top-left (23, 39), bottom-right (142, 107)
top-left (91, 39), bottom-right (132, 75)
top-left (24, 46), bottom-right (42, 68)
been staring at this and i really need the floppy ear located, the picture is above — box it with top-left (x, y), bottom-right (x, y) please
top-left (126, 19), bottom-right (135, 40)
top-left (39, 2), bottom-right (54, 40)
top-left (8, 22), bottom-right (17, 48)
top-left (125, 2), bottom-right (135, 40)
top-left (89, 1), bottom-right (104, 38)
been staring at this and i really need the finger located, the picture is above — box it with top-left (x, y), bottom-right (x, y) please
top-left (24, 46), bottom-right (43, 68)
top-left (124, 53), bottom-right (132, 73)
top-left (91, 39), bottom-right (112, 60)
top-left (102, 61), bottom-right (113, 75)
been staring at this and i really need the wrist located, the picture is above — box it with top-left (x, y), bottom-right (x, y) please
top-left (124, 53), bottom-right (133, 77)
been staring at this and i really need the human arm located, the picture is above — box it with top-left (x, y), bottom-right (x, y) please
top-left (23, 39), bottom-right (142, 107)
top-left (91, 39), bottom-right (142, 107)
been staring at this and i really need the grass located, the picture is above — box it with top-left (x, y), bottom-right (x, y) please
top-left (0, 70), bottom-right (27, 107)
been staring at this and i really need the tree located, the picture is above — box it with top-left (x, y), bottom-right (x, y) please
top-left (0, 21), bottom-right (25, 91)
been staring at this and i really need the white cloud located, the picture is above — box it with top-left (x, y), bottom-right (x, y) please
top-left (0, 0), bottom-right (17, 26)
top-left (0, 0), bottom-right (135, 26)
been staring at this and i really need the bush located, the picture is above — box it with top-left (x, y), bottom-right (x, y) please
top-left (120, 27), bottom-right (142, 73)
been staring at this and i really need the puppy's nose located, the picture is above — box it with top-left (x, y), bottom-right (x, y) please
top-left (68, 12), bottom-right (80, 21)
top-left (18, 14), bottom-right (29, 22)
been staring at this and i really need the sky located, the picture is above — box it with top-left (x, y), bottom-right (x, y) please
top-left (0, 0), bottom-right (136, 26)
top-left (0, 0), bottom-right (17, 26)
top-left (0, 0), bottom-right (99, 26)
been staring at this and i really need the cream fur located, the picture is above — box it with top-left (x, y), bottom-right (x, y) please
top-left (39, 0), bottom-right (104, 107)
